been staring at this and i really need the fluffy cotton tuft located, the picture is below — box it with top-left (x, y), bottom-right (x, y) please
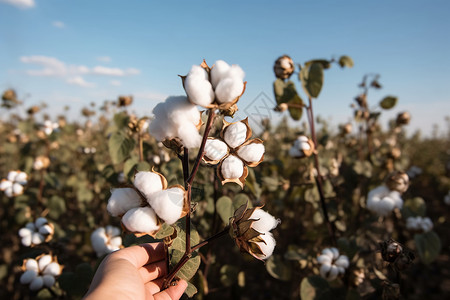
top-left (107, 188), bottom-right (142, 217)
top-left (134, 171), bottom-right (164, 200)
top-left (367, 185), bottom-right (403, 217)
top-left (317, 247), bottom-right (349, 281)
top-left (122, 207), bottom-right (159, 233)
top-left (29, 276), bottom-right (44, 291)
top-left (91, 226), bottom-right (122, 257)
top-left (215, 78), bottom-right (244, 104)
top-left (148, 187), bottom-right (185, 225)
top-left (237, 143), bottom-right (265, 163)
top-left (289, 136), bottom-right (311, 158)
top-left (250, 209), bottom-right (280, 233)
top-left (1, 170), bottom-right (28, 197)
top-left (42, 262), bottom-right (61, 276)
top-left (406, 216), bottom-right (433, 232)
top-left (254, 232), bottom-right (276, 260)
top-left (149, 96), bottom-right (202, 148)
top-left (221, 155), bottom-right (244, 179)
top-left (205, 139), bottom-right (228, 162)
top-left (20, 270), bottom-right (37, 285)
top-left (210, 60), bottom-right (230, 88)
top-left (224, 122), bottom-right (248, 149)
top-left (184, 65), bottom-right (215, 107)
top-left (21, 256), bottom-right (61, 291)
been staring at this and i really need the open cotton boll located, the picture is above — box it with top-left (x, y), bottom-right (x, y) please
top-left (134, 172), bottom-right (164, 199)
top-left (149, 187), bottom-right (184, 225)
top-left (21, 235), bottom-right (32, 246)
top-left (205, 139), bottom-right (228, 161)
top-left (335, 256), bottom-right (349, 268)
top-left (237, 143), bottom-right (265, 163)
top-left (7, 171), bottom-right (18, 182)
top-left (300, 141), bottom-right (311, 151)
top-left (321, 265), bottom-right (339, 281)
top-left (224, 122), bottom-right (247, 149)
top-left (91, 228), bottom-right (108, 256)
top-left (12, 183), bottom-right (24, 196)
top-left (367, 185), bottom-right (402, 216)
top-left (107, 188), bottom-right (142, 217)
top-left (29, 276), bottom-right (44, 291)
top-left (20, 270), bottom-right (37, 285)
top-left (185, 66), bottom-right (215, 107)
top-left (329, 247), bottom-right (339, 259)
top-left (26, 259), bottom-right (39, 272)
top-left (317, 254), bottom-right (333, 265)
top-left (210, 60), bottom-right (230, 88)
top-left (19, 227), bottom-right (33, 238)
top-left (14, 171), bottom-right (28, 184)
top-left (176, 123), bottom-right (202, 149)
top-left (0, 179), bottom-right (12, 190)
top-left (32, 232), bottom-right (45, 245)
top-left (108, 236), bottom-right (122, 249)
top-left (227, 64), bottom-right (245, 81)
top-left (250, 209), bottom-right (280, 233)
top-left (38, 255), bottom-right (52, 271)
top-left (289, 146), bottom-right (303, 158)
top-left (105, 225), bottom-right (121, 237)
top-left (43, 275), bottom-right (55, 288)
top-left (221, 155), bottom-right (244, 179)
top-left (122, 207), bottom-right (159, 233)
top-left (215, 77), bottom-right (244, 104)
top-left (39, 224), bottom-right (54, 235)
top-left (254, 232), bottom-right (276, 260)
top-left (43, 262), bottom-right (62, 276)
top-left (35, 217), bottom-right (48, 228)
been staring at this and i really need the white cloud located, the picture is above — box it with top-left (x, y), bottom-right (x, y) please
top-left (97, 56), bottom-right (111, 63)
top-left (0, 0), bottom-right (35, 9)
top-left (66, 76), bottom-right (95, 88)
top-left (92, 66), bottom-right (126, 76)
top-left (20, 56), bottom-right (67, 76)
top-left (52, 21), bottom-right (65, 28)
top-left (110, 80), bottom-right (121, 86)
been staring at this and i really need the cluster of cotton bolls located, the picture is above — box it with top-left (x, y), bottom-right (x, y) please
top-left (90, 226), bottom-right (122, 257)
top-left (18, 217), bottom-right (54, 247)
top-left (248, 208), bottom-right (280, 260)
top-left (289, 136), bottom-right (314, 158)
top-left (107, 170), bottom-right (185, 234)
top-left (20, 255), bottom-right (62, 291)
top-left (42, 120), bottom-right (59, 135)
top-left (149, 96), bottom-right (202, 149)
top-left (0, 170), bottom-right (27, 197)
top-left (184, 60), bottom-right (245, 107)
top-left (406, 216), bottom-right (433, 232)
top-left (366, 185), bottom-right (403, 217)
top-left (317, 247), bottom-right (349, 281)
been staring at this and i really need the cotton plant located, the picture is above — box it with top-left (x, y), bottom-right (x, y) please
top-left (20, 254), bottom-right (62, 292)
top-left (289, 135), bottom-right (315, 158)
top-left (203, 118), bottom-right (265, 188)
top-left (91, 226), bottom-right (122, 257)
top-left (18, 217), bottom-right (54, 247)
top-left (317, 247), bottom-right (349, 281)
top-left (0, 170), bottom-right (27, 197)
top-left (406, 216), bottom-right (433, 233)
top-left (42, 120), bottom-right (59, 135)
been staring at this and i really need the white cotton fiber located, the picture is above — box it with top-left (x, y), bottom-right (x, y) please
top-left (224, 122), bottom-right (247, 149)
top-left (215, 77), bottom-right (244, 104)
top-left (19, 228), bottom-right (33, 238)
top-left (204, 139), bottom-right (228, 161)
top-left (42, 262), bottom-right (62, 276)
top-left (122, 206), bottom-right (159, 233)
top-left (184, 65), bottom-right (215, 107)
top-left (107, 188), bottom-right (142, 217)
top-left (237, 143), bottom-right (265, 163)
top-left (35, 217), bottom-right (48, 228)
top-left (91, 227), bottom-right (108, 256)
top-left (317, 254), bottom-right (332, 265)
top-left (21, 235), bottom-right (32, 247)
top-left (148, 187), bottom-right (184, 225)
top-left (29, 276), bottom-right (44, 291)
top-left (250, 209), bottom-right (279, 233)
top-left (43, 274), bottom-right (55, 288)
top-left (334, 255), bottom-right (349, 268)
top-left (38, 255), bottom-right (52, 271)
top-left (39, 224), bottom-right (53, 235)
top-left (14, 171), bottom-right (28, 185)
top-left (134, 172), bottom-right (163, 199)
top-left (20, 270), bottom-right (37, 285)
top-left (31, 232), bottom-right (44, 245)
top-left (367, 185), bottom-right (403, 217)
top-left (25, 259), bottom-right (39, 272)
top-left (221, 155), bottom-right (244, 179)
top-left (254, 232), bottom-right (276, 260)
top-left (210, 60), bottom-right (230, 88)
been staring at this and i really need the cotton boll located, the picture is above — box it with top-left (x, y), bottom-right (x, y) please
top-left (29, 276), bottom-right (44, 291)
top-left (19, 228), bottom-right (33, 238)
top-left (122, 207), bottom-right (159, 233)
top-left (185, 66), bottom-right (214, 106)
top-left (7, 171), bottom-right (18, 182)
top-left (25, 222), bottom-right (36, 230)
top-left (32, 232), bottom-right (45, 245)
top-left (227, 65), bottom-right (245, 81)
top-left (289, 146), bottom-right (303, 158)
top-left (215, 77), bottom-right (244, 104)
top-left (335, 256), bottom-right (349, 268)
top-left (176, 123), bottom-right (202, 148)
top-left (15, 172), bottom-right (27, 184)
top-left (237, 143), bottom-right (265, 163)
top-left (0, 179), bottom-right (12, 190)
top-left (105, 225), bottom-right (121, 237)
top-left (330, 247), bottom-right (339, 260)
top-left (205, 139), bottom-right (228, 161)
top-left (25, 259), bottom-right (39, 272)
top-left (107, 188), bottom-right (142, 217)
top-left (149, 187), bottom-right (184, 225)
top-left (91, 228), bottom-right (108, 256)
top-left (210, 60), bottom-right (230, 88)
top-left (255, 232), bottom-right (276, 259)
top-left (39, 224), bottom-right (54, 235)
top-left (43, 275), bottom-right (55, 288)
top-left (38, 255), bottom-right (52, 271)
top-left (328, 265), bottom-right (339, 281)
top-left (4, 187), bottom-right (13, 197)
top-left (321, 248), bottom-right (334, 258)
top-left (20, 270), bottom-right (37, 285)
top-left (221, 155), bottom-right (244, 179)
top-left (320, 263), bottom-right (331, 278)
top-left (317, 254), bottom-right (333, 265)
top-left (21, 235), bottom-right (32, 246)
top-left (250, 209), bottom-right (279, 233)
top-left (12, 183), bottom-right (24, 195)
top-left (134, 172), bottom-right (164, 198)
top-left (43, 262), bottom-right (62, 276)
top-left (35, 217), bottom-right (48, 228)
top-left (300, 141), bottom-right (311, 151)
top-left (224, 122), bottom-right (247, 149)
top-left (109, 236), bottom-right (122, 249)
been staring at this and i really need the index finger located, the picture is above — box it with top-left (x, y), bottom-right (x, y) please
top-left (111, 242), bottom-right (166, 268)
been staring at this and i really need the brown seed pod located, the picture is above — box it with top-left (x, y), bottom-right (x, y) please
top-left (273, 55), bottom-right (295, 79)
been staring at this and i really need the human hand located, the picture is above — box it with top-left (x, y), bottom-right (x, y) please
top-left (84, 242), bottom-right (187, 300)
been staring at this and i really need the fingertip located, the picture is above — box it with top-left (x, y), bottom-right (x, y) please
top-left (155, 279), bottom-right (188, 300)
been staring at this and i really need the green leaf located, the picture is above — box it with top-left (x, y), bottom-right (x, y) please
top-left (300, 62), bottom-right (324, 98)
top-left (273, 79), bottom-right (304, 121)
top-left (113, 111), bottom-right (130, 129)
top-left (155, 223), bottom-right (175, 239)
top-left (185, 281), bottom-right (198, 298)
top-left (379, 96), bottom-right (398, 109)
top-left (216, 196), bottom-right (234, 225)
top-left (414, 231), bottom-right (441, 264)
top-left (305, 59), bottom-right (332, 69)
top-left (108, 131), bottom-right (135, 164)
top-left (266, 255), bottom-right (292, 281)
top-left (402, 197), bottom-right (426, 218)
top-left (273, 78), bottom-right (286, 103)
top-left (220, 264), bottom-right (239, 287)
top-left (300, 276), bottom-right (331, 300)
top-left (124, 157), bottom-right (139, 178)
top-left (262, 176), bottom-right (279, 192)
top-left (47, 195), bottom-right (67, 219)
top-left (338, 55), bottom-right (354, 68)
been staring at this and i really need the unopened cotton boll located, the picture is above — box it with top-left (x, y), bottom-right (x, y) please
top-left (221, 155), bottom-right (244, 179)
top-left (224, 122), bottom-right (247, 149)
top-left (20, 270), bottom-right (37, 285)
top-left (210, 60), bottom-right (230, 88)
top-left (122, 206), bottom-right (159, 233)
top-left (237, 143), bottom-right (265, 163)
top-left (148, 187), bottom-right (184, 225)
top-left (29, 276), bottom-right (44, 291)
top-left (254, 232), bottom-right (276, 260)
top-left (184, 65), bottom-right (215, 107)
top-left (215, 77), bottom-right (244, 104)
top-left (250, 209), bottom-right (280, 233)
top-left (107, 188), bottom-right (142, 217)
top-left (205, 139), bottom-right (228, 161)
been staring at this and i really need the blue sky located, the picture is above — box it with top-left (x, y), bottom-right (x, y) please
top-left (1, 0), bottom-right (449, 136)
